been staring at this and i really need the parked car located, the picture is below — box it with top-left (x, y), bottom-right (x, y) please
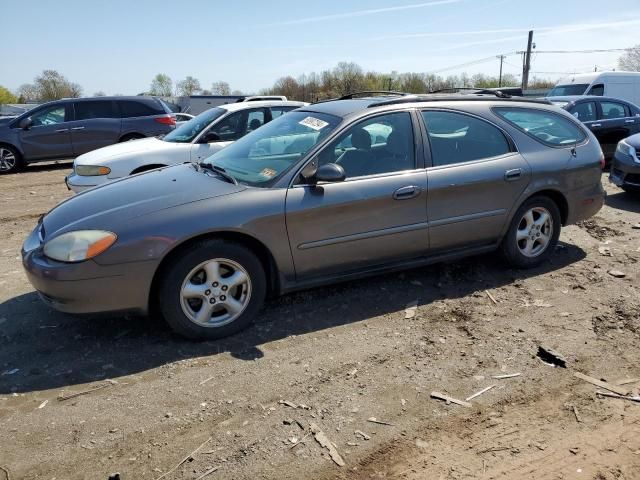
top-left (0, 96), bottom-right (176, 174)
top-left (22, 92), bottom-right (604, 340)
top-left (610, 134), bottom-right (640, 193)
top-left (547, 71), bottom-right (640, 105)
top-left (549, 96), bottom-right (640, 159)
top-left (65, 100), bottom-right (307, 193)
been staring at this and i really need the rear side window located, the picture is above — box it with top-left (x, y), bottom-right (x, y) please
top-left (587, 84), bottom-right (604, 96)
top-left (270, 106), bottom-right (297, 118)
top-left (568, 102), bottom-right (596, 122)
top-left (118, 100), bottom-right (163, 118)
top-left (422, 111), bottom-right (511, 167)
top-left (600, 101), bottom-right (629, 119)
top-left (494, 107), bottom-right (586, 147)
top-left (74, 101), bottom-right (116, 120)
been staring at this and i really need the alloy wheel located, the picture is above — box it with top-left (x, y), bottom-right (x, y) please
top-left (180, 258), bottom-right (252, 327)
top-left (516, 206), bottom-right (553, 258)
top-left (0, 148), bottom-right (16, 172)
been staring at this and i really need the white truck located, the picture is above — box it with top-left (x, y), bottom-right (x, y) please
top-left (547, 71), bottom-right (640, 105)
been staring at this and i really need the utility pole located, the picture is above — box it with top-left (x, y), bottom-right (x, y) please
top-left (497, 55), bottom-right (506, 87)
top-left (521, 30), bottom-right (534, 91)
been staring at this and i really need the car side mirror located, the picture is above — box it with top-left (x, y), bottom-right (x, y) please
top-left (200, 131), bottom-right (221, 143)
top-left (314, 163), bottom-right (346, 183)
top-left (19, 117), bottom-right (33, 130)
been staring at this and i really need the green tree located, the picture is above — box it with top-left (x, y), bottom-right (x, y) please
top-left (150, 73), bottom-right (173, 97)
top-left (0, 86), bottom-right (17, 104)
top-left (176, 76), bottom-right (201, 96)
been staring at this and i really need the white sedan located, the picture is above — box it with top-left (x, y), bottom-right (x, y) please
top-left (66, 100), bottom-right (307, 193)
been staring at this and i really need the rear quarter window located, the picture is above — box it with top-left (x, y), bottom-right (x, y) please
top-left (118, 100), bottom-right (163, 118)
top-left (493, 107), bottom-right (586, 147)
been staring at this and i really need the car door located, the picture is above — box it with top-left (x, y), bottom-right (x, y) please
top-left (422, 109), bottom-right (530, 251)
top-left (68, 100), bottom-right (122, 155)
top-left (285, 110), bottom-right (429, 279)
top-left (190, 108), bottom-right (267, 162)
top-left (589, 100), bottom-right (634, 158)
top-left (18, 103), bottom-right (74, 160)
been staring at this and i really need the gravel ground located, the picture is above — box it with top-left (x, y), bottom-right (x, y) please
top-left (1, 162), bottom-right (639, 480)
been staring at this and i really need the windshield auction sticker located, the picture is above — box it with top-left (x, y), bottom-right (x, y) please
top-left (299, 116), bottom-right (329, 131)
top-left (259, 167), bottom-right (277, 179)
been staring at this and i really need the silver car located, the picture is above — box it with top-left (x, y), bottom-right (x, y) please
top-left (22, 93), bottom-right (605, 340)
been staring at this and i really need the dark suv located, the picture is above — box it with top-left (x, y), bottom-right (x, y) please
top-left (0, 96), bottom-right (176, 173)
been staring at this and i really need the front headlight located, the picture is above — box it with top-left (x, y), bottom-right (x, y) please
top-left (43, 230), bottom-right (117, 262)
top-left (75, 165), bottom-right (111, 176)
top-left (616, 141), bottom-right (635, 158)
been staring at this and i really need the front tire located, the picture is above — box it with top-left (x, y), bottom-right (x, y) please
top-left (501, 196), bottom-right (561, 268)
top-left (158, 240), bottom-right (266, 340)
top-left (0, 145), bottom-right (23, 174)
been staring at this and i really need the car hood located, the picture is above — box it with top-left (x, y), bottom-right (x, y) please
top-left (75, 137), bottom-right (178, 164)
top-left (43, 163), bottom-right (246, 238)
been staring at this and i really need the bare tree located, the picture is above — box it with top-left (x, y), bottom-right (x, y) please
top-left (16, 84), bottom-right (39, 103)
top-left (211, 81), bottom-right (231, 95)
top-left (332, 62), bottom-right (365, 95)
top-left (33, 70), bottom-right (83, 101)
top-left (618, 45), bottom-right (640, 71)
top-left (176, 76), bottom-right (201, 96)
top-left (93, 91), bottom-right (106, 97)
top-left (150, 74), bottom-right (173, 97)
top-left (231, 89), bottom-right (244, 96)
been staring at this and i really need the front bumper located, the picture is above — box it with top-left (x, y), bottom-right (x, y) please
top-left (610, 150), bottom-right (640, 189)
top-left (22, 226), bottom-right (156, 315)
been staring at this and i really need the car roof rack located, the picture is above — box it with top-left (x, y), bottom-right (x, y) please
top-left (429, 87), bottom-right (514, 98)
top-left (312, 91), bottom-right (410, 105)
top-left (368, 92), bottom-right (552, 108)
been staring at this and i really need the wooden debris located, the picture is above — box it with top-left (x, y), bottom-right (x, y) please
top-left (616, 377), bottom-right (640, 386)
top-left (154, 437), bottom-right (212, 480)
top-left (279, 399), bottom-right (298, 409)
top-left (367, 417), bottom-right (395, 426)
top-left (289, 431), bottom-right (312, 449)
top-left (194, 466), bottom-right (220, 480)
top-left (607, 269), bottom-right (626, 278)
top-left (596, 391), bottom-right (640, 403)
top-left (430, 391), bottom-right (472, 408)
top-left (404, 301), bottom-right (418, 319)
top-left (310, 423), bottom-right (345, 467)
top-left (199, 376), bottom-right (215, 386)
top-left (598, 246), bottom-right (612, 256)
top-left (485, 290), bottom-right (498, 305)
top-left (537, 346), bottom-right (567, 368)
top-left (58, 382), bottom-right (112, 401)
top-left (0, 465), bottom-right (10, 480)
top-left (491, 373), bottom-right (521, 380)
top-left (38, 399), bottom-right (49, 409)
top-left (465, 385), bottom-right (496, 402)
top-left (478, 445), bottom-right (512, 454)
top-left (354, 430), bottom-right (371, 440)
top-left (573, 372), bottom-right (629, 396)
top-left (571, 405), bottom-right (582, 423)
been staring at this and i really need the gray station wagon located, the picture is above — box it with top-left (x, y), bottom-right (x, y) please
top-left (22, 92), bottom-right (605, 340)
top-left (0, 96), bottom-right (175, 173)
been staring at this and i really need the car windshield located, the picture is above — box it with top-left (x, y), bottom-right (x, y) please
top-left (203, 111), bottom-right (341, 187)
top-left (547, 84), bottom-right (589, 96)
top-left (163, 107), bottom-right (226, 143)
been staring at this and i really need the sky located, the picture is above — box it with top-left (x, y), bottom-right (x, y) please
top-left (3, 0), bottom-right (640, 95)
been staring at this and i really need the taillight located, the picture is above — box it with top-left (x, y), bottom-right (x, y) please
top-left (155, 115), bottom-right (176, 126)
top-left (599, 152), bottom-right (605, 170)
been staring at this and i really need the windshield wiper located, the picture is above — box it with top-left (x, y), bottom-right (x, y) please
top-left (197, 162), bottom-right (238, 185)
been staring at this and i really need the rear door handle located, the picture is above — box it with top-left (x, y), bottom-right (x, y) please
top-left (393, 185), bottom-right (421, 200)
top-left (591, 123), bottom-right (601, 128)
top-left (625, 119), bottom-right (635, 124)
top-left (504, 168), bottom-right (522, 181)
top-left (55, 128), bottom-right (68, 133)
top-left (71, 126), bottom-right (85, 130)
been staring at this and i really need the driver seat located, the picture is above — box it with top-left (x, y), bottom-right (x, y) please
top-left (336, 128), bottom-right (372, 178)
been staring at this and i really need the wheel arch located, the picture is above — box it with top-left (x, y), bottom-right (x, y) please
top-left (149, 230), bottom-right (281, 314)
top-left (118, 132), bottom-right (145, 142)
top-left (0, 141), bottom-right (24, 158)
top-left (501, 187), bottom-right (569, 239)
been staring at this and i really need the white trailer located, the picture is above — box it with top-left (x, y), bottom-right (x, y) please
top-left (547, 71), bottom-right (640, 106)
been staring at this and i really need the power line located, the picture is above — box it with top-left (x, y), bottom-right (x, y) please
top-left (516, 48), bottom-right (637, 54)
top-left (428, 52), bottom-right (518, 74)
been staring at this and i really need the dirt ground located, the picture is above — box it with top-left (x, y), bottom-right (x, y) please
top-left (1, 162), bottom-right (639, 480)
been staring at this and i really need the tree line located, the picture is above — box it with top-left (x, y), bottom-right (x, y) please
top-left (3, 46), bottom-right (639, 104)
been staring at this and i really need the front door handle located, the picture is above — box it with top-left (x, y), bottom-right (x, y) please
top-left (591, 123), bottom-right (602, 128)
top-left (625, 119), bottom-right (635, 124)
top-left (55, 128), bottom-right (69, 133)
top-left (393, 185), bottom-right (421, 200)
top-left (71, 126), bottom-right (85, 130)
top-left (504, 168), bottom-right (522, 181)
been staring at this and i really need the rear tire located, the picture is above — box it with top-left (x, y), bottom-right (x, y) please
top-left (501, 196), bottom-right (561, 268)
top-left (0, 145), bottom-right (24, 174)
top-left (158, 239), bottom-right (266, 340)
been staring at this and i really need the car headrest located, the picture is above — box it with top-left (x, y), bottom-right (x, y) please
top-left (351, 128), bottom-right (372, 150)
top-left (385, 131), bottom-right (407, 156)
top-left (249, 119), bottom-right (262, 130)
